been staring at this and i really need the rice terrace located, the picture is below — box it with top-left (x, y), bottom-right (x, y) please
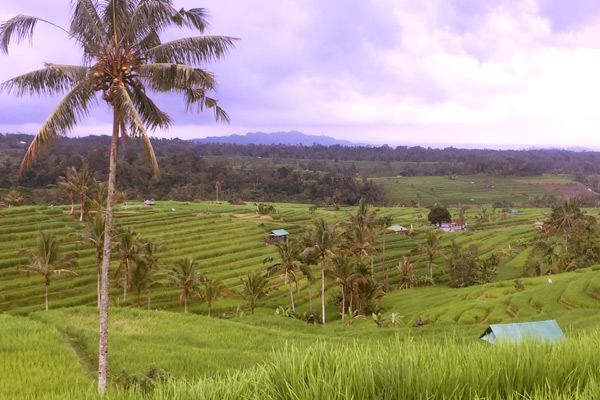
top-left (4, 1), bottom-right (600, 400)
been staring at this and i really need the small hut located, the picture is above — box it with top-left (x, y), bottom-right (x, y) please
top-left (387, 225), bottom-right (409, 235)
top-left (479, 320), bottom-right (564, 344)
top-left (265, 229), bottom-right (289, 245)
top-left (439, 220), bottom-right (467, 232)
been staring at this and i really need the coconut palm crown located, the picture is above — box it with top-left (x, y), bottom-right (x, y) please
top-left (1, 1), bottom-right (237, 394)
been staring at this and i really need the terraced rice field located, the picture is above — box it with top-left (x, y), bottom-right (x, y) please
top-left (375, 174), bottom-right (577, 206)
top-left (0, 201), bottom-right (554, 315)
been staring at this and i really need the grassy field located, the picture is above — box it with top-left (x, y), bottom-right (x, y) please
top-left (3, 192), bottom-right (600, 399)
top-left (375, 174), bottom-right (577, 206)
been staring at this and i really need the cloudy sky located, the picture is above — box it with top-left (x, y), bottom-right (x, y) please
top-left (2, 0), bottom-right (600, 149)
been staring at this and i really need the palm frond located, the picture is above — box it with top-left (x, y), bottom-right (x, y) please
top-left (175, 8), bottom-right (209, 32)
top-left (126, 84), bottom-right (172, 130)
top-left (112, 83), bottom-right (160, 178)
top-left (1, 64), bottom-right (88, 97)
top-left (135, 30), bottom-right (161, 53)
top-left (102, 0), bottom-right (135, 44)
top-left (138, 63), bottom-right (216, 92)
top-left (144, 35), bottom-right (239, 65)
top-left (121, 0), bottom-right (179, 45)
top-left (70, 0), bottom-right (110, 55)
top-left (19, 79), bottom-right (97, 177)
top-left (184, 91), bottom-right (230, 123)
top-left (0, 15), bottom-right (39, 54)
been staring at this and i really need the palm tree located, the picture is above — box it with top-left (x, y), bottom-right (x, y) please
top-left (138, 238), bottom-right (164, 310)
top-left (301, 218), bottom-right (339, 324)
top-left (56, 175), bottom-right (78, 215)
top-left (299, 263), bottom-right (315, 311)
top-left (72, 165), bottom-right (95, 221)
top-left (546, 197), bottom-right (584, 253)
top-left (264, 242), bottom-right (302, 312)
top-left (4, 188), bottom-right (23, 207)
top-left (18, 231), bottom-right (78, 310)
top-left (203, 277), bottom-right (228, 316)
top-left (326, 254), bottom-right (358, 319)
top-left (423, 230), bottom-right (443, 280)
top-left (1, 2), bottom-right (236, 392)
top-left (240, 272), bottom-right (269, 314)
top-left (377, 215), bottom-right (393, 286)
top-left (113, 226), bottom-right (143, 303)
top-left (73, 213), bottom-right (105, 307)
top-left (168, 258), bottom-right (204, 313)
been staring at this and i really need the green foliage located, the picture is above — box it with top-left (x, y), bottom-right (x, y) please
top-left (427, 205), bottom-right (452, 226)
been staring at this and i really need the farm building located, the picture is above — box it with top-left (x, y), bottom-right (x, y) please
top-left (265, 229), bottom-right (289, 245)
top-left (479, 320), bottom-right (564, 344)
top-left (387, 225), bottom-right (409, 235)
top-left (534, 221), bottom-right (544, 229)
top-left (439, 220), bottom-right (467, 232)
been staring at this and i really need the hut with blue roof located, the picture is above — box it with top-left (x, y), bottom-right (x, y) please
top-left (265, 229), bottom-right (289, 245)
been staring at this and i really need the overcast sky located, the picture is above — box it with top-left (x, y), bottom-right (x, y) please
top-left (2, 0), bottom-right (600, 149)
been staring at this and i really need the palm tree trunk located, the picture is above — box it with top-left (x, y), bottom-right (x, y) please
top-left (289, 281), bottom-right (295, 312)
top-left (96, 251), bottom-right (101, 308)
top-left (349, 289), bottom-right (353, 312)
top-left (69, 197), bottom-right (75, 215)
top-left (80, 194), bottom-right (85, 222)
top-left (381, 226), bottom-right (390, 284)
top-left (147, 290), bottom-right (151, 311)
top-left (45, 277), bottom-right (49, 311)
top-left (308, 280), bottom-right (312, 311)
top-left (208, 301), bottom-right (212, 316)
top-left (123, 260), bottom-right (129, 303)
top-left (429, 256), bottom-right (433, 279)
top-left (321, 257), bottom-right (326, 324)
top-left (341, 283), bottom-right (345, 319)
top-left (98, 110), bottom-right (119, 395)
top-left (184, 296), bottom-right (188, 313)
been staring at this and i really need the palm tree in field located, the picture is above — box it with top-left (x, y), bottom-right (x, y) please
top-left (168, 258), bottom-right (204, 313)
top-left (18, 231), bottom-right (78, 310)
top-left (546, 197), bottom-right (584, 253)
top-left (301, 218), bottom-right (339, 324)
top-left (264, 241), bottom-right (302, 312)
top-left (113, 226), bottom-right (143, 303)
top-left (1, 1), bottom-right (236, 392)
top-left (4, 189), bottom-right (23, 207)
top-left (326, 254), bottom-right (358, 319)
top-left (72, 165), bottom-right (95, 221)
top-left (138, 238), bottom-right (164, 310)
top-left (73, 213), bottom-right (106, 307)
top-left (57, 174), bottom-right (78, 215)
top-left (240, 272), bottom-right (269, 314)
top-left (423, 230), bottom-right (443, 280)
top-left (299, 262), bottom-right (315, 311)
top-left (377, 215), bottom-right (393, 286)
top-left (203, 277), bottom-right (228, 316)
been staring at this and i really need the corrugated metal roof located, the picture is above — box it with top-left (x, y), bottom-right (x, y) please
top-left (479, 320), bottom-right (564, 344)
top-left (268, 229), bottom-right (289, 237)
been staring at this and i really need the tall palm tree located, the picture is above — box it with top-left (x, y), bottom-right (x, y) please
top-left (203, 277), bottom-right (228, 316)
top-left (326, 254), bottom-right (358, 319)
top-left (113, 226), bottom-right (143, 303)
top-left (546, 197), bottom-right (584, 253)
top-left (423, 230), bottom-right (443, 280)
top-left (73, 213), bottom-right (106, 307)
top-left (138, 238), bottom-right (164, 310)
top-left (72, 164), bottom-right (95, 222)
top-left (377, 215), bottom-right (393, 286)
top-left (264, 241), bottom-right (302, 312)
top-left (168, 257), bottom-right (204, 313)
top-left (301, 218), bottom-right (339, 324)
top-left (240, 272), bottom-right (269, 314)
top-left (56, 174), bottom-right (78, 215)
top-left (18, 231), bottom-right (78, 310)
top-left (1, 2), bottom-right (236, 392)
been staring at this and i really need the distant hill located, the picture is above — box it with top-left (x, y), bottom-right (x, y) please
top-left (191, 130), bottom-right (364, 146)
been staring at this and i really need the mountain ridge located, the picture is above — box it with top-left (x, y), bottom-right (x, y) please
top-left (191, 130), bottom-right (366, 146)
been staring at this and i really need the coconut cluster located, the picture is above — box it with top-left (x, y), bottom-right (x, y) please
top-left (91, 49), bottom-right (143, 104)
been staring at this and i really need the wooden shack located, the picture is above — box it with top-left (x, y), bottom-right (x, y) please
top-left (387, 225), bottom-right (409, 235)
top-left (265, 229), bottom-right (289, 245)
